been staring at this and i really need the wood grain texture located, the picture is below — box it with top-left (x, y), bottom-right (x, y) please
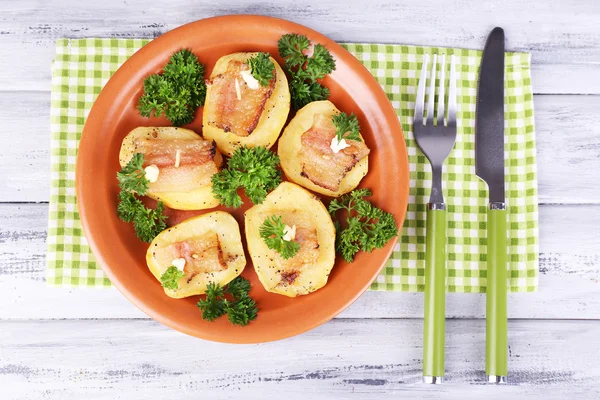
top-left (2, 92), bottom-right (600, 203)
top-left (1, 203), bottom-right (598, 320)
top-left (0, 91), bottom-right (50, 201)
top-left (1, 319), bottom-right (599, 399)
top-left (0, 0), bottom-right (599, 93)
top-left (1, 2), bottom-right (599, 396)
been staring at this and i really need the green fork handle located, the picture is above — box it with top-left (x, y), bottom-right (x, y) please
top-left (486, 206), bottom-right (508, 382)
top-left (423, 206), bottom-right (446, 382)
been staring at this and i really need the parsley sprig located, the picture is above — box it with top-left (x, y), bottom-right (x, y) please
top-left (160, 266), bottom-right (185, 291)
top-left (247, 52), bottom-right (275, 87)
top-left (196, 277), bottom-right (258, 327)
top-left (138, 49), bottom-right (206, 126)
top-left (211, 146), bottom-right (281, 208)
top-left (277, 33), bottom-right (336, 109)
top-left (117, 153), bottom-right (149, 194)
top-left (328, 188), bottom-right (398, 262)
top-left (278, 33), bottom-right (310, 66)
top-left (332, 112), bottom-right (362, 143)
top-left (116, 153), bottom-right (167, 243)
top-left (259, 215), bottom-right (301, 259)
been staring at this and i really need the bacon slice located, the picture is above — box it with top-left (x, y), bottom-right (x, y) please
top-left (154, 232), bottom-right (227, 281)
top-left (138, 139), bottom-right (216, 168)
top-left (274, 211), bottom-right (320, 284)
top-left (135, 138), bottom-right (219, 193)
top-left (298, 113), bottom-right (370, 192)
top-left (206, 60), bottom-right (275, 137)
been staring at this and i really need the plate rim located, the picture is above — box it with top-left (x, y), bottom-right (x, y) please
top-left (76, 14), bottom-right (410, 343)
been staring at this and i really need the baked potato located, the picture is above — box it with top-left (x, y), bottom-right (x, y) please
top-left (244, 182), bottom-right (336, 297)
top-left (119, 127), bottom-right (223, 210)
top-left (202, 52), bottom-right (290, 157)
top-left (146, 211), bottom-right (246, 298)
top-left (278, 100), bottom-right (370, 197)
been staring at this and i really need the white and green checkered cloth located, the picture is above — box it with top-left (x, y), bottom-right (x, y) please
top-left (48, 39), bottom-right (539, 292)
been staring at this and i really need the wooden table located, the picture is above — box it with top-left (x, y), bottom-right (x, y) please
top-left (1, 1), bottom-right (599, 398)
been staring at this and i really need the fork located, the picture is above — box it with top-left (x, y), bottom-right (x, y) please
top-left (413, 53), bottom-right (457, 384)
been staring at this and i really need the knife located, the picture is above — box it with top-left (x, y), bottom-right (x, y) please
top-left (475, 27), bottom-right (508, 384)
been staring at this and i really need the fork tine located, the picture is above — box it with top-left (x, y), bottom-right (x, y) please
top-left (436, 54), bottom-right (446, 126)
top-left (426, 54), bottom-right (437, 125)
top-left (447, 54), bottom-right (457, 127)
top-left (414, 53), bottom-right (429, 125)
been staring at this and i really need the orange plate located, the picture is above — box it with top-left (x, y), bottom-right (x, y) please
top-left (77, 15), bottom-right (409, 343)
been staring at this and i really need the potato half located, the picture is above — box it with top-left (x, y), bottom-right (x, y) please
top-left (203, 52), bottom-right (290, 156)
top-left (278, 100), bottom-right (369, 197)
top-left (119, 127), bottom-right (223, 210)
top-left (244, 182), bottom-right (336, 297)
top-left (146, 211), bottom-right (246, 298)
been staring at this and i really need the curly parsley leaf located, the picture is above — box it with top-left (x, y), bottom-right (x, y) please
top-left (117, 193), bottom-right (167, 243)
top-left (332, 112), bottom-right (362, 143)
top-left (278, 33), bottom-right (310, 67)
top-left (328, 188), bottom-right (398, 262)
top-left (328, 188), bottom-right (372, 216)
top-left (305, 44), bottom-right (336, 81)
top-left (160, 266), bottom-right (185, 291)
top-left (223, 276), bottom-right (252, 300)
top-left (117, 153), bottom-right (149, 195)
top-left (247, 52), bottom-right (275, 87)
top-left (196, 277), bottom-right (258, 327)
top-left (211, 168), bottom-right (243, 209)
top-left (196, 282), bottom-right (228, 322)
top-left (211, 146), bottom-right (281, 208)
top-left (138, 49), bottom-right (206, 126)
top-left (117, 191), bottom-right (142, 223)
top-left (259, 215), bottom-right (301, 259)
top-left (226, 296), bottom-right (258, 327)
top-left (288, 75), bottom-right (330, 109)
top-left (278, 33), bottom-right (336, 109)
top-left (132, 200), bottom-right (168, 243)
top-left (116, 153), bottom-right (168, 243)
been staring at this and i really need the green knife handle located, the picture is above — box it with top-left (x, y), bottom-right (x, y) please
top-left (486, 205), bottom-right (508, 381)
top-left (423, 205), bottom-right (446, 381)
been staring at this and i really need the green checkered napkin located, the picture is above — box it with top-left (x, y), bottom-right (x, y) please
top-left (47, 39), bottom-right (539, 292)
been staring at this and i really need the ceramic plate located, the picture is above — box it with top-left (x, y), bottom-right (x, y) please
top-left (77, 15), bottom-right (409, 343)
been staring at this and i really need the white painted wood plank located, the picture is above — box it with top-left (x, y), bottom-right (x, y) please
top-left (1, 203), bottom-right (598, 320)
top-left (0, 91), bottom-right (50, 201)
top-left (1, 319), bottom-right (599, 399)
top-left (535, 96), bottom-right (600, 204)
top-left (0, 0), bottom-right (599, 94)
top-left (2, 92), bottom-right (600, 203)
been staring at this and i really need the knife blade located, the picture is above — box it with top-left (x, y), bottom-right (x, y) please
top-left (476, 27), bottom-right (505, 204)
top-left (475, 27), bottom-right (508, 384)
